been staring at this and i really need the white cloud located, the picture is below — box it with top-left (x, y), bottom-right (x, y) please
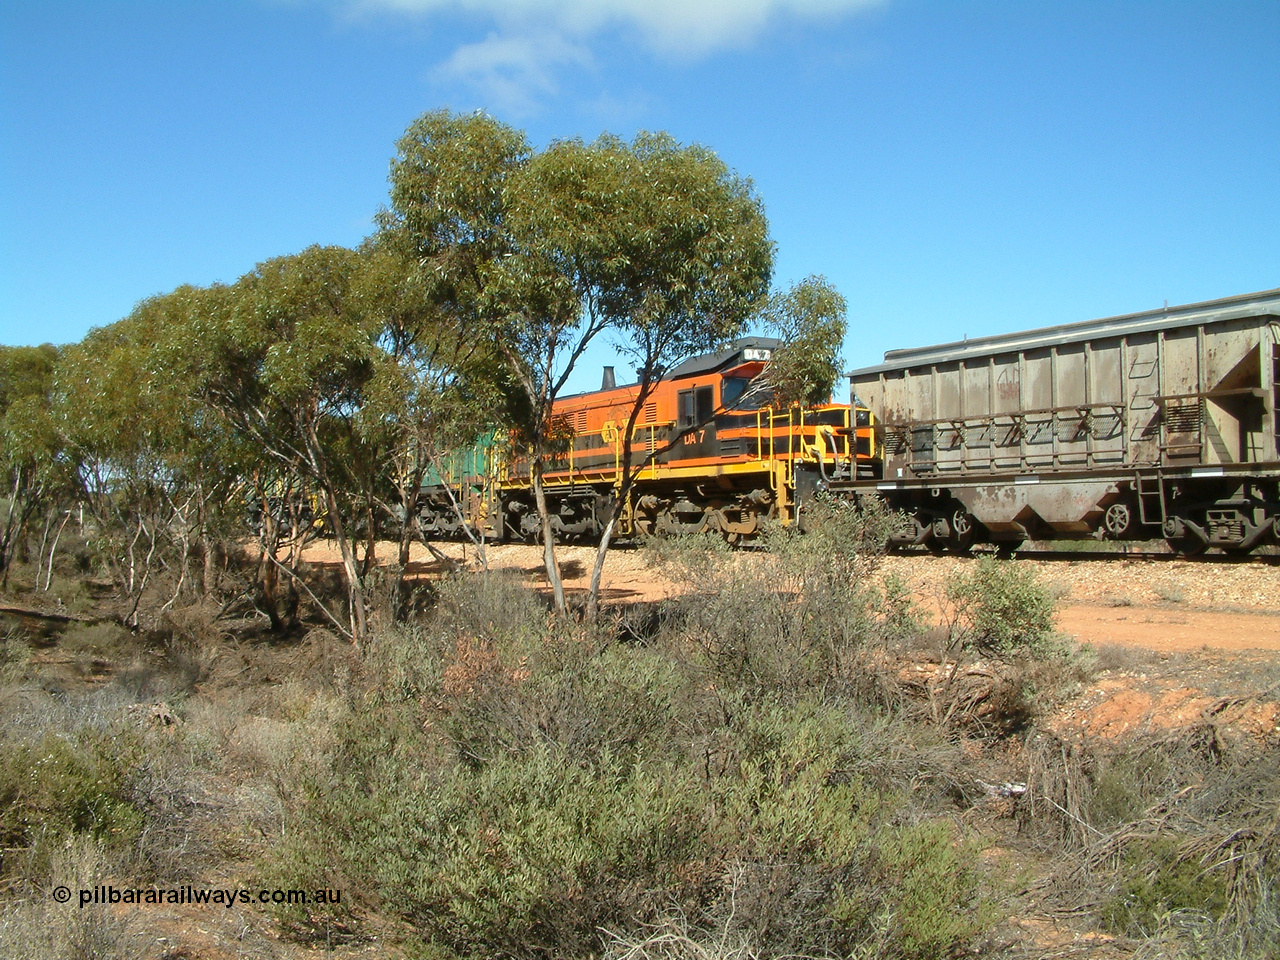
top-left (432, 31), bottom-right (593, 116)
top-left (338, 0), bottom-right (883, 112)
top-left (347, 0), bottom-right (883, 56)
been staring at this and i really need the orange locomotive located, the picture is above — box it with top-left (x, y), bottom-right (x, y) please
top-left (473, 337), bottom-right (876, 542)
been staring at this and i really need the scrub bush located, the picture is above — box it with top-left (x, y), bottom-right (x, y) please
top-left (0, 729), bottom-right (143, 882)
top-left (0, 837), bottom-right (146, 960)
top-left (265, 568), bottom-right (994, 960)
top-left (947, 556), bottom-right (1057, 657)
top-left (1100, 835), bottom-right (1230, 938)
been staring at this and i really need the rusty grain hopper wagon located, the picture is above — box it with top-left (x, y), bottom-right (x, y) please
top-left (837, 289), bottom-right (1280, 554)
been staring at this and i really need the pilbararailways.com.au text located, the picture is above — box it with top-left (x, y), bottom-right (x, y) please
top-left (66, 885), bottom-right (342, 909)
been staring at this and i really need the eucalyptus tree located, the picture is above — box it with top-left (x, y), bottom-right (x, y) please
top-left (759, 276), bottom-right (848, 408)
top-left (389, 110), bottom-right (627, 608)
top-left (55, 288), bottom-right (240, 623)
top-left (0, 344), bottom-right (62, 587)
top-left (476, 128), bottom-right (775, 613)
top-left (381, 111), bottom-right (565, 583)
top-left (356, 240), bottom-right (504, 611)
top-left (188, 245), bottom-right (382, 644)
top-left (502, 132), bottom-right (775, 621)
top-left (384, 111), bottom-right (781, 613)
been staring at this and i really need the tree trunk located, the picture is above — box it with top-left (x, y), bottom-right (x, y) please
top-left (323, 487), bottom-right (368, 646)
top-left (361, 498), bottom-right (377, 579)
top-left (202, 537), bottom-right (220, 596)
top-left (586, 510), bottom-right (618, 622)
top-left (256, 503), bottom-right (284, 632)
top-left (394, 481), bottom-right (420, 621)
top-left (586, 385), bottom-right (649, 621)
top-left (531, 462), bottom-right (566, 613)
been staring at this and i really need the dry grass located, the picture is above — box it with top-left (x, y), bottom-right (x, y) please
top-left (0, 838), bottom-right (147, 960)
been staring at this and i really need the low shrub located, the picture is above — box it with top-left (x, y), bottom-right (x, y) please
top-left (947, 556), bottom-right (1057, 657)
top-left (0, 728), bottom-right (143, 882)
top-left (706, 700), bottom-right (988, 960)
top-left (0, 837), bottom-right (147, 960)
top-left (266, 571), bottom-right (995, 960)
top-left (657, 547), bottom-right (906, 705)
top-left (0, 632), bottom-right (30, 685)
top-left (767, 492), bottom-right (904, 585)
top-left (1101, 835), bottom-right (1230, 937)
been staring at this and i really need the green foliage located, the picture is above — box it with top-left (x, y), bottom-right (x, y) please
top-left (855, 821), bottom-right (992, 959)
top-left (501, 130), bottom-right (773, 365)
top-left (639, 528), bottom-right (734, 587)
top-left (397, 573), bottom-right (690, 770)
top-left (0, 344), bottom-right (64, 578)
top-left (50, 288), bottom-right (249, 619)
top-left (0, 731), bottom-right (143, 880)
top-left (0, 633), bottom-right (30, 685)
top-left (183, 245), bottom-right (391, 638)
top-left (385, 748), bottom-right (701, 959)
top-left (231, 246), bottom-right (375, 405)
top-left (383, 109), bottom-right (530, 267)
top-left (386, 110), bottom-right (775, 612)
top-left (947, 555), bottom-right (1057, 656)
top-left (766, 493), bottom-right (905, 588)
top-left (658, 496), bottom-right (915, 701)
top-left (0, 836), bottom-right (147, 960)
top-left (0, 344), bottom-right (60, 465)
top-left (266, 569), bottom-right (992, 960)
top-left (760, 276), bottom-right (848, 407)
top-left (1101, 836), bottom-right (1230, 937)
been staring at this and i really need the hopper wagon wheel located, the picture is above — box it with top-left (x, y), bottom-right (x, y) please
top-left (1165, 536), bottom-right (1207, 558)
top-left (946, 508), bottom-right (979, 554)
top-left (1163, 517), bottom-right (1206, 557)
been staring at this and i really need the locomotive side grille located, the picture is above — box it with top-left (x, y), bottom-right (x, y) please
top-left (883, 430), bottom-right (908, 456)
top-left (644, 401), bottom-right (657, 423)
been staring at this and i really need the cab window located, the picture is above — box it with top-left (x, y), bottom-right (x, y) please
top-left (722, 376), bottom-right (768, 410)
top-left (679, 385), bottom-right (716, 427)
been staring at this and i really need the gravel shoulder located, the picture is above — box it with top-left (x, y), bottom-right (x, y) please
top-left (309, 540), bottom-right (1280, 653)
top-left (876, 554), bottom-right (1280, 652)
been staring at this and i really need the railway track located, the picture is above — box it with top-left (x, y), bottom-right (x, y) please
top-left (893, 540), bottom-right (1280, 564)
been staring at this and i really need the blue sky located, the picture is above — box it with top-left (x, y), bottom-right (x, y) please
top-left (2, 0), bottom-right (1277, 394)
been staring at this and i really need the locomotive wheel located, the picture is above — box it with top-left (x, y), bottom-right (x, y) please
top-left (1103, 502), bottom-right (1133, 539)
